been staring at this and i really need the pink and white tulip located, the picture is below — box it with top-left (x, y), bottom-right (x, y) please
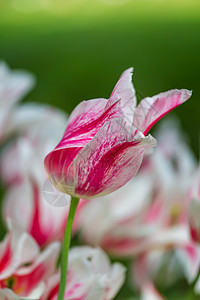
top-left (130, 121), bottom-right (200, 295)
top-left (149, 118), bottom-right (196, 228)
top-left (0, 225), bottom-right (39, 280)
top-left (0, 226), bottom-right (60, 299)
top-left (132, 237), bottom-right (200, 296)
top-left (0, 105), bottom-right (71, 247)
top-left (41, 246), bottom-right (126, 300)
top-left (44, 68), bottom-right (191, 199)
top-left (2, 178), bottom-right (70, 247)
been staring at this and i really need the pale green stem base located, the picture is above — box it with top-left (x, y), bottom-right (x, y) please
top-left (57, 196), bottom-right (79, 300)
top-left (186, 268), bottom-right (200, 300)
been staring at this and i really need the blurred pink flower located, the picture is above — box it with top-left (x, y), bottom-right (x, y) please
top-left (41, 246), bottom-right (125, 300)
top-left (0, 105), bottom-right (72, 247)
top-left (132, 238), bottom-right (200, 297)
top-left (2, 178), bottom-right (70, 247)
top-left (77, 120), bottom-right (200, 294)
top-left (77, 176), bottom-right (197, 257)
top-left (150, 118), bottom-right (196, 227)
top-left (130, 121), bottom-right (200, 296)
top-left (0, 226), bottom-right (60, 299)
top-left (0, 228), bottom-right (125, 299)
top-left (77, 172), bottom-right (155, 256)
top-left (187, 166), bottom-right (200, 244)
top-left (0, 226), bottom-right (39, 279)
top-left (44, 68), bottom-right (191, 199)
top-left (0, 62), bottom-right (34, 142)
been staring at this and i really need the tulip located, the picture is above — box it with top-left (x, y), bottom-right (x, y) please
top-left (152, 118), bottom-right (196, 196)
top-left (2, 178), bottom-right (70, 247)
top-left (0, 226), bottom-right (60, 299)
top-left (44, 69), bottom-right (191, 300)
top-left (0, 226), bottom-right (39, 279)
top-left (41, 246), bottom-right (126, 300)
top-left (132, 232), bottom-right (200, 298)
top-left (133, 232), bottom-right (200, 283)
top-left (0, 104), bottom-right (71, 247)
top-left (44, 69), bottom-right (191, 199)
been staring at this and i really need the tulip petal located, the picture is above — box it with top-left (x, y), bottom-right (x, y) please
top-left (0, 62), bottom-right (35, 141)
top-left (56, 68), bottom-right (136, 150)
top-left (109, 67), bottom-right (136, 123)
top-left (0, 242), bottom-right (60, 297)
top-left (56, 98), bottom-right (123, 149)
top-left (133, 89), bottom-right (192, 135)
top-left (0, 227), bottom-right (39, 280)
top-left (0, 62), bottom-right (35, 105)
top-left (65, 119), bottom-right (156, 198)
top-left (42, 246), bottom-right (125, 300)
top-left (44, 147), bottom-right (82, 196)
top-left (176, 243), bottom-right (200, 283)
top-left (67, 247), bottom-right (125, 300)
top-left (0, 288), bottom-right (30, 300)
top-left (5, 103), bottom-right (67, 138)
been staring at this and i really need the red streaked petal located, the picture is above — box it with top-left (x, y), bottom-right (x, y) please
top-left (66, 119), bottom-right (156, 198)
top-left (133, 89), bottom-right (192, 135)
top-left (56, 98), bottom-right (123, 149)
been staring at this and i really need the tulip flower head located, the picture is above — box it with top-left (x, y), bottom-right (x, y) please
top-left (44, 68), bottom-right (191, 199)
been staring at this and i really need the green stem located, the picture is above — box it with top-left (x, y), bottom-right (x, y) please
top-left (185, 267), bottom-right (200, 300)
top-left (192, 268), bottom-right (200, 289)
top-left (57, 196), bottom-right (79, 300)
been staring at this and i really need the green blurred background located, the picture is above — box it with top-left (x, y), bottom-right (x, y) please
top-left (0, 0), bottom-right (200, 299)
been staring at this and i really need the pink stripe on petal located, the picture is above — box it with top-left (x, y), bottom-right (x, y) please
top-left (133, 89), bottom-right (192, 135)
top-left (102, 236), bottom-right (146, 257)
top-left (56, 98), bottom-right (123, 149)
top-left (184, 244), bottom-right (199, 264)
top-left (67, 119), bottom-right (156, 198)
top-left (29, 181), bottom-right (51, 247)
top-left (5, 264), bottom-right (47, 296)
top-left (12, 243), bottom-right (60, 296)
top-left (0, 242), bottom-right (12, 273)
